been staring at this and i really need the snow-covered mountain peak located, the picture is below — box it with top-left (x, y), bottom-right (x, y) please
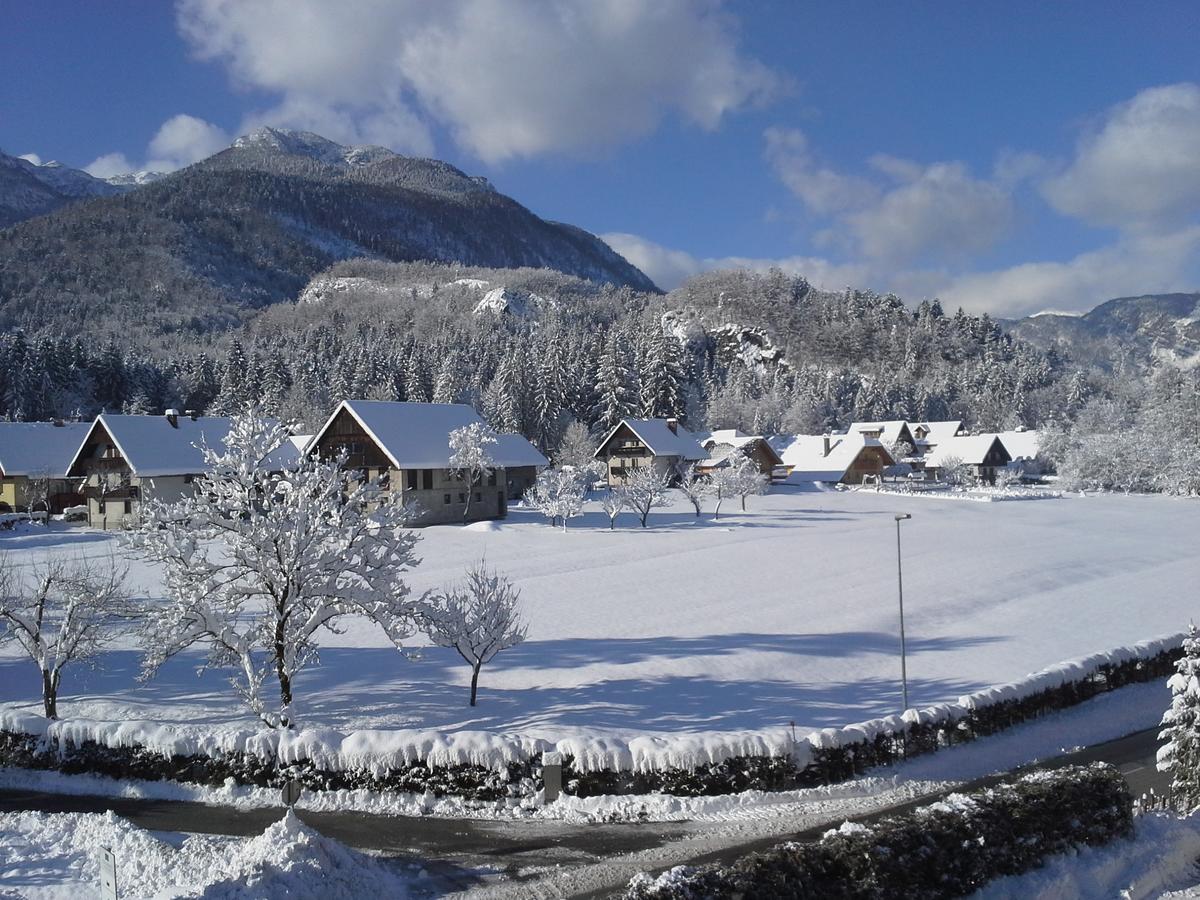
top-left (232, 126), bottom-right (397, 169)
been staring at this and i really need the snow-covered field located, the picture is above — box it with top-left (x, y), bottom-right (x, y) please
top-left (0, 487), bottom-right (1195, 744)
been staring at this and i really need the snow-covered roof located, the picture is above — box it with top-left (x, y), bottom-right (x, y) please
top-left (596, 418), bottom-right (706, 461)
top-left (923, 434), bottom-right (1008, 468)
top-left (313, 400), bottom-right (546, 469)
top-left (493, 433), bottom-right (549, 468)
top-left (913, 420), bottom-right (964, 447)
top-left (0, 422), bottom-right (92, 477)
top-left (68, 415), bottom-right (237, 478)
top-left (696, 431), bottom-right (783, 467)
top-left (262, 434), bottom-right (312, 471)
top-left (995, 429), bottom-right (1040, 462)
top-left (843, 421), bottom-right (910, 444)
top-left (773, 433), bottom-right (893, 482)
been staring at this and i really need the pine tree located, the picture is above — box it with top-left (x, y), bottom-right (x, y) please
top-left (592, 330), bottom-right (636, 431)
top-left (1158, 626), bottom-right (1200, 811)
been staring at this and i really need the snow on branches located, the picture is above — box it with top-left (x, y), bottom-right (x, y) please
top-left (418, 561), bottom-right (528, 707)
top-left (127, 410), bottom-right (422, 728)
top-left (0, 553), bottom-right (132, 718)
top-left (619, 465), bottom-right (669, 528)
top-left (527, 467), bottom-right (587, 530)
top-left (1158, 625), bottom-right (1200, 811)
top-left (448, 422), bottom-right (497, 523)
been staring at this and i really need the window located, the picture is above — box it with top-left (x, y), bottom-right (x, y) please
top-left (458, 493), bottom-right (466, 503)
top-left (405, 470), bottom-right (418, 490)
top-left (443, 493), bottom-right (451, 504)
top-left (487, 471), bottom-right (496, 487)
top-left (184, 474), bottom-right (193, 484)
top-left (98, 500), bottom-right (106, 514)
top-left (475, 492), bottom-right (481, 502)
top-left (422, 469), bottom-right (433, 490)
top-left (123, 500), bottom-right (132, 514)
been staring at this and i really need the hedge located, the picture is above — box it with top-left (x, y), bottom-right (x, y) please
top-left (625, 763), bottom-right (1134, 898)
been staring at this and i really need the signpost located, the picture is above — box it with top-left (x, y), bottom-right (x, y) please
top-left (281, 779), bottom-right (303, 808)
top-left (98, 846), bottom-right (117, 900)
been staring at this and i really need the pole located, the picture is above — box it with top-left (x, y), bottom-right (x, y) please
top-left (895, 514), bottom-right (910, 713)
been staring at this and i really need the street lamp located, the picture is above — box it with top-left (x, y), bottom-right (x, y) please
top-left (894, 513), bottom-right (912, 713)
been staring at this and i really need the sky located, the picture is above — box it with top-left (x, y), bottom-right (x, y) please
top-left (3, 1), bottom-right (1199, 318)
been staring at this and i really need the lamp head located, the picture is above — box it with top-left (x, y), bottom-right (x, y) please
top-left (894, 513), bottom-right (912, 522)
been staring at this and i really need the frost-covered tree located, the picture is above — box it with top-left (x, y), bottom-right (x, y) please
top-left (600, 487), bottom-right (627, 530)
top-left (527, 467), bottom-right (586, 531)
top-left (129, 411), bottom-right (421, 728)
top-left (619, 465), bottom-right (669, 528)
top-left (938, 455), bottom-right (972, 487)
top-left (726, 455), bottom-right (768, 511)
top-left (592, 330), bottom-right (636, 431)
top-left (449, 422), bottom-right (497, 523)
top-left (1158, 627), bottom-right (1200, 811)
top-left (419, 561), bottom-right (528, 707)
top-left (556, 420), bottom-right (597, 469)
top-left (709, 465), bottom-right (739, 520)
top-left (675, 464), bottom-right (708, 518)
top-left (0, 554), bottom-right (132, 719)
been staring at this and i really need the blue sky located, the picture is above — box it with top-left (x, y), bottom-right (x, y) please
top-left (4, 1), bottom-right (1199, 316)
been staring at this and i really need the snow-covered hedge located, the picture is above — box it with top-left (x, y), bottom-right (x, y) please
top-left (625, 763), bottom-right (1133, 898)
top-left (0, 633), bottom-right (1182, 799)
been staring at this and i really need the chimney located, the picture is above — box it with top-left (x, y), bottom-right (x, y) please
top-left (186, 410), bottom-right (199, 421)
top-left (665, 417), bottom-right (678, 435)
top-left (823, 434), bottom-right (831, 457)
top-left (165, 408), bottom-right (179, 428)
top-left (52, 418), bottom-right (64, 427)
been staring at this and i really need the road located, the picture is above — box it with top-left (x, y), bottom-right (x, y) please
top-left (0, 726), bottom-right (1168, 897)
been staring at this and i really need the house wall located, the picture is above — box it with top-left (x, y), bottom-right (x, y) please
top-left (505, 465), bottom-right (539, 500)
top-left (842, 447), bottom-right (892, 484)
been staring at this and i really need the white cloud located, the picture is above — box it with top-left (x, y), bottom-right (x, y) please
top-left (18, 153), bottom-right (42, 166)
top-left (1042, 83), bottom-right (1200, 228)
top-left (177, 0), bottom-right (781, 162)
top-left (601, 231), bottom-right (870, 292)
top-left (765, 129), bottom-right (1014, 265)
top-left (84, 152), bottom-right (138, 179)
top-left (85, 114), bottom-right (230, 178)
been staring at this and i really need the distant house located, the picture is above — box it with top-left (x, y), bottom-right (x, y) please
top-left (593, 417), bottom-right (706, 486)
top-left (773, 432), bottom-right (895, 484)
top-left (65, 411), bottom-right (237, 529)
top-left (922, 433), bottom-right (1012, 485)
top-left (695, 429), bottom-right (786, 481)
top-left (0, 421), bottom-right (91, 514)
top-left (843, 420), bottom-right (917, 451)
top-left (307, 400), bottom-right (547, 525)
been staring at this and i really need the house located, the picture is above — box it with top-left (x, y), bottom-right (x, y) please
top-left (773, 432), bottom-right (896, 484)
top-left (593, 417), bottom-right (706, 486)
top-left (65, 411), bottom-right (237, 529)
top-left (0, 421), bottom-right (91, 514)
top-left (307, 400), bottom-right (547, 525)
top-left (922, 433), bottom-right (1013, 484)
top-left (695, 429), bottom-right (787, 481)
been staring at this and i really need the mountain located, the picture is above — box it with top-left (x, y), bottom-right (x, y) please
top-left (0, 151), bottom-right (123, 228)
top-left (1006, 292), bottom-right (1200, 370)
top-left (0, 128), bottom-right (655, 339)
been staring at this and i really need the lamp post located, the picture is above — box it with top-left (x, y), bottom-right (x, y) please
top-left (894, 513), bottom-right (912, 713)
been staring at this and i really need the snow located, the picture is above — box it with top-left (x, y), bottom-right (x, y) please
top-left (0, 489), bottom-right (1196, 776)
top-left (923, 432), bottom-right (1006, 468)
top-left (490, 432), bottom-right (548, 468)
top-left (773, 432), bottom-right (891, 481)
top-left (68, 414), bottom-right (238, 477)
top-left (0, 421), bottom-right (91, 477)
top-left (996, 427), bottom-right (1042, 462)
top-left (0, 808), bottom-right (425, 898)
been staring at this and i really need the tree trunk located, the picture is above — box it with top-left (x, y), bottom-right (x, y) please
top-left (741, 495), bottom-right (747, 511)
top-left (714, 496), bottom-right (723, 520)
top-left (609, 517), bottom-right (615, 530)
top-left (470, 663), bottom-right (482, 707)
top-left (640, 507), bottom-right (648, 527)
top-left (462, 474), bottom-right (476, 523)
top-left (41, 668), bottom-right (58, 719)
top-left (275, 621), bottom-right (293, 726)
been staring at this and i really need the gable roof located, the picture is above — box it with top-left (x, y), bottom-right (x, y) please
top-left (995, 429), bottom-right (1040, 461)
top-left (772, 433), bottom-right (894, 482)
top-left (843, 421), bottom-right (912, 445)
top-left (923, 433), bottom-right (1010, 468)
top-left (913, 420), bottom-right (964, 447)
top-left (312, 400), bottom-right (546, 469)
top-left (0, 422), bottom-right (92, 478)
top-left (697, 431), bottom-right (784, 467)
top-left (595, 418), bottom-right (706, 461)
top-left (67, 414), bottom-right (237, 478)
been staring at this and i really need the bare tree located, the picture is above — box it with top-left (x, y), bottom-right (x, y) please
top-left (729, 455), bottom-right (768, 511)
top-left (939, 454), bottom-right (971, 487)
top-left (709, 465), bottom-right (739, 520)
top-left (129, 411), bottom-right (422, 728)
top-left (449, 422), bottom-right (497, 523)
top-left (620, 465), bottom-right (669, 528)
top-left (555, 420), bottom-right (597, 469)
top-left (527, 467), bottom-right (585, 530)
top-left (674, 464), bottom-right (708, 518)
top-left (0, 553), bottom-right (132, 719)
top-left (419, 561), bottom-right (528, 706)
top-left (24, 468), bottom-right (53, 523)
top-left (600, 488), bottom-right (626, 530)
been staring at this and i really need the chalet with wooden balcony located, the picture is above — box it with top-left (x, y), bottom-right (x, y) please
top-left (593, 417), bottom-right (706, 486)
top-left (307, 400), bottom-right (547, 526)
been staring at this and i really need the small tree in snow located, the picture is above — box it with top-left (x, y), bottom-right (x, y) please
top-left (129, 411), bottom-right (422, 728)
top-left (600, 488), bottom-right (627, 530)
top-left (419, 561), bottom-right (528, 707)
top-left (675, 464), bottom-right (708, 518)
top-left (729, 455), bottom-right (768, 511)
top-left (1158, 626), bottom-right (1200, 811)
top-left (0, 554), bottom-right (132, 719)
top-left (619, 465), bottom-right (669, 528)
top-left (939, 455), bottom-right (972, 487)
top-left (527, 467), bottom-right (585, 530)
top-left (449, 422), bottom-right (497, 524)
top-left (709, 464), bottom-right (740, 520)
top-left (555, 420), bottom-right (597, 469)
